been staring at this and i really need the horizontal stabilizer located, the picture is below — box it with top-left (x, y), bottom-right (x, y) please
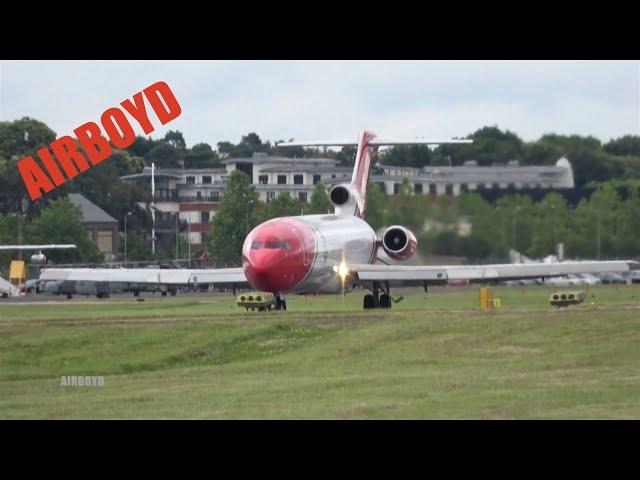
top-left (276, 138), bottom-right (472, 147)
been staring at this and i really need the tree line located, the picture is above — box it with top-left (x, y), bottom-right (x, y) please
top-left (365, 178), bottom-right (640, 263)
top-left (1, 116), bottom-right (640, 267)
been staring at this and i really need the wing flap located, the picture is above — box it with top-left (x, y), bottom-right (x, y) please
top-left (39, 268), bottom-right (247, 286)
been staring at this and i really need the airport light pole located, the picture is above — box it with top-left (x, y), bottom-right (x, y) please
top-left (175, 214), bottom-right (179, 261)
top-left (245, 198), bottom-right (254, 235)
top-left (124, 211), bottom-right (132, 266)
top-left (596, 210), bottom-right (601, 260)
top-left (512, 205), bottom-right (521, 258)
top-left (550, 204), bottom-right (558, 254)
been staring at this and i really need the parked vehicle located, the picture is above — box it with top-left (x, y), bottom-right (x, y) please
top-left (546, 276), bottom-right (574, 287)
top-left (626, 270), bottom-right (640, 284)
top-left (598, 272), bottom-right (627, 284)
top-left (577, 273), bottom-right (602, 285)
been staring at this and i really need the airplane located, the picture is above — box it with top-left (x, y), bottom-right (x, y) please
top-left (39, 131), bottom-right (639, 309)
top-left (0, 244), bottom-right (76, 297)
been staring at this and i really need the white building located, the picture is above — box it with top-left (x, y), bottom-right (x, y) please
top-left (121, 154), bottom-right (574, 249)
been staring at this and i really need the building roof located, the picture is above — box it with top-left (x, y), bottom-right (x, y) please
top-left (222, 152), bottom-right (336, 166)
top-left (259, 166), bottom-right (353, 174)
top-left (120, 166), bottom-right (227, 181)
top-left (68, 193), bottom-right (117, 224)
top-left (380, 157), bottom-right (574, 187)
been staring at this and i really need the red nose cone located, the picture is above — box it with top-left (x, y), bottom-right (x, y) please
top-left (242, 218), bottom-right (316, 294)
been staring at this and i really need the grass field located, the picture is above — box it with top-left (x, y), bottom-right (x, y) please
top-left (1, 285), bottom-right (639, 419)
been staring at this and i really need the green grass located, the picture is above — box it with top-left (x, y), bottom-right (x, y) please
top-left (1, 285), bottom-right (639, 419)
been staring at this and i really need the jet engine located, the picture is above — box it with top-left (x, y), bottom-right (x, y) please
top-left (329, 184), bottom-right (362, 216)
top-left (30, 252), bottom-right (47, 263)
top-left (381, 225), bottom-right (417, 260)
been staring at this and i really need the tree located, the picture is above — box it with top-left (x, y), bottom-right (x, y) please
top-left (205, 171), bottom-right (260, 267)
top-left (309, 183), bottom-right (332, 214)
top-left (146, 142), bottom-right (182, 168)
top-left (0, 117), bottom-right (56, 160)
top-left (603, 135), bottom-right (640, 157)
top-left (184, 143), bottom-right (219, 168)
top-left (364, 182), bottom-right (388, 231)
top-left (534, 134), bottom-right (621, 186)
top-left (240, 133), bottom-right (263, 150)
top-left (163, 130), bottom-right (186, 150)
top-left (528, 193), bottom-right (569, 258)
top-left (379, 145), bottom-right (433, 168)
top-left (217, 141), bottom-right (235, 155)
top-left (0, 118), bottom-right (59, 214)
top-left (264, 192), bottom-right (302, 219)
top-left (433, 126), bottom-right (523, 166)
top-left (25, 197), bottom-right (103, 263)
top-left (126, 135), bottom-right (157, 158)
top-left (336, 146), bottom-right (357, 166)
top-left (117, 230), bottom-right (149, 262)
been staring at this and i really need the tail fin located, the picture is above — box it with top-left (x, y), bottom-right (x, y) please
top-left (276, 132), bottom-right (472, 218)
top-left (351, 131), bottom-right (377, 218)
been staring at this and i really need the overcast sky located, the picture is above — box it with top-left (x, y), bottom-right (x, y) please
top-left (1, 60), bottom-right (638, 148)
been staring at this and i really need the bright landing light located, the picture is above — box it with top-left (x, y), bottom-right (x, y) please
top-left (333, 261), bottom-right (350, 280)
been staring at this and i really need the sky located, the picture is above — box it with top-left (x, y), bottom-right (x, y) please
top-left (0, 60), bottom-right (639, 148)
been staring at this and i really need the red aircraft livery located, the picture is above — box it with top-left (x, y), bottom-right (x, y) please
top-left (18, 81), bottom-right (182, 201)
top-left (40, 130), bottom-right (639, 310)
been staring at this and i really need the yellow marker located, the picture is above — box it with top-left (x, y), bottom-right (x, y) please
top-left (479, 287), bottom-right (494, 311)
top-left (9, 260), bottom-right (26, 288)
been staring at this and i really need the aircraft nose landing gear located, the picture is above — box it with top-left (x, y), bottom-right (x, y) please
top-left (275, 294), bottom-right (287, 311)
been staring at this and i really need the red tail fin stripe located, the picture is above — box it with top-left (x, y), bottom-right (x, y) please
top-left (351, 130), bottom-right (377, 218)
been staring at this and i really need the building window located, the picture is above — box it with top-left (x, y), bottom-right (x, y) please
top-left (313, 174), bottom-right (321, 185)
top-left (196, 191), bottom-right (202, 200)
top-left (202, 176), bottom-right (212, 184)
top-left (299, 192), bottom-right (308, 202)
top-left (429, 184), bottom-right (437, 195)
top-left (294, 174), bottom-right (303, 185)
top-left (414, 183), bottom-right (423, 194)
top-left (445, 184), bottom-right (453, 196)
top-left (186, 176), bottom-right (195, 185)
top-left (201, 211), bottom-right (210, 223)
top-left (267, 191), bottom-right (276, 202)
top-left (376, 182), bottom-right (386, 194)
top-left (212, 191), bottom-right (220, 202)
top-left (259, 175), bottom-right (268, 184)
top-left (393, 183), bottom-right (400, 195)
top-left (277, 175), bottom-right (287, 185)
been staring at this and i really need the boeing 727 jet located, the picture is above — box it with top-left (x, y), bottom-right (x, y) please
top-left (40, 131), bottom-right (638, 309)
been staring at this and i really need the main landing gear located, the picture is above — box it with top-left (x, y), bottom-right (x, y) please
top-left (363, 281), bottom-right (398, 309)
top-left (275, 294), bottom-right (287, 311)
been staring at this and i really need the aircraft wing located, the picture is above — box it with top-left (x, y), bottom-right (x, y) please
top-left (349, 260), bottom-right (640, 285)
top-left (0, 244), bottom-right (77, 250)
top-left (39, 268), bottom-right (248, 287)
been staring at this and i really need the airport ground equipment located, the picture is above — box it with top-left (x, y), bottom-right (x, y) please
top-left (237, 292), bottom-right (277, 311)
top-left (549, 290), bottom-right (585, 308)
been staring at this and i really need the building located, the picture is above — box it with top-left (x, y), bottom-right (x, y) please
top-left (377, 158), bottom-right (574, 195)
top-left (68, 193), bottom-right (119, 259)
top-left (120, 153), bottom-right (574, 250)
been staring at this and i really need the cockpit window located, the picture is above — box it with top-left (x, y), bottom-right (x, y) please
top-left (250, 240), bottom-right (291, 250)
